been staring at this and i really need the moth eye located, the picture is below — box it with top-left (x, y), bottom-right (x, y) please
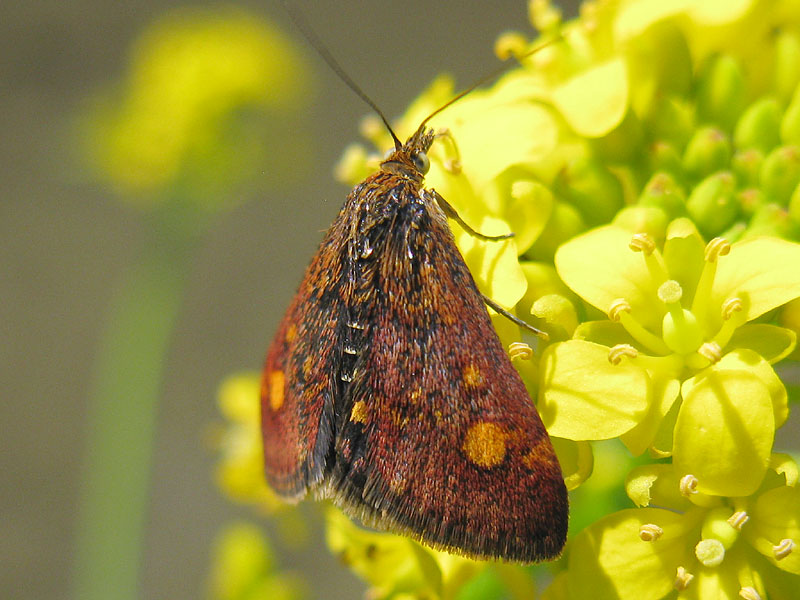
top-left (411, 151), bottom-right (430, 174)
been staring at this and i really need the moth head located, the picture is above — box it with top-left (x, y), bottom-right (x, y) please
top-left (380, 125), bottom-right (435, 180)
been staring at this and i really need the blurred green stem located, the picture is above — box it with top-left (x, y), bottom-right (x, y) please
top-left (73, 214), bottom-right (197, 600)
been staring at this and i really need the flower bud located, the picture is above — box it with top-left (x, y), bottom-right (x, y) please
top-left (744, 203), bottom-right (799, 239)
top-left (638, 171), bottom-right (687, 218)
top-left (649, 96), bottom-right (695, 147)
top-left (649, 140), bottom-right (684, 176)
top-left (528, 200), bottom-right (585, 261)
top-left (696, 55), bottom-right (746, 131)
top-left (686, 172), bottom-right (739, 236)
top-left (736, 188), bottom-right (766, 217)
top-left (734, 98), bottom-right (782, 154)
top-left (773, 31), bottom-right (800, 103)
top-left (731, 148), bottom-right (764, 188)
top-left (789, 181), bottom-right (800, 224)
top-left (781, 87), bottom-right (800, 145)
top-left (760, 145), bottom-right (800, 205)
top-left (682, 126), bottom-right (731, 179)
top-left (555, 157), bottom-right (624, 226)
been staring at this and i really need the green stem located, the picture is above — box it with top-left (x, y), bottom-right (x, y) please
top-left (73, 223), bottom-right (194, 600)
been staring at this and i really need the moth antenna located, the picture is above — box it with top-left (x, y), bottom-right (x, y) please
top-left (418, 33), bottom-right (564, 129)
top-left (281, 0), bottom-right (403, 151)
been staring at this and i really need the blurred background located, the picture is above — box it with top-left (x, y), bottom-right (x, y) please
top-left (1, 1), bottom-right (581, 598)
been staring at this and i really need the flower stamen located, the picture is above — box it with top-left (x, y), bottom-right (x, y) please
top-left (674, 566), bottom-right (694, 591)
top-left (705, 237), bottom-right (732, 262)
top-left (713, 297), bottom-right (745, 348)
top-left (630, 233), bottom-right (670, 286)
top-left (691, 237), bottom-right (731, 321)
top-left (608, 299), bottom-right (631, 321)
top-left (739, 587), bottom-right (762, 600)
top-left (608, 344), bottom-right (637, 364)
top-left (696, 341), bottom-right (722, 364)
top-left (773, 538), bottom-right (795, 560)
top-left (727, 511), bottom-right (749, 530)
top-left (639, 523), bottom-right (663, 541)
top-left (629, 233), bottom-right (656, 254)
top-left (508, 342), bottom-right (533, 361)
top-left (608, 299), bottom-right (671, 355)
top-left (680, 474), bottom-right (699, 496)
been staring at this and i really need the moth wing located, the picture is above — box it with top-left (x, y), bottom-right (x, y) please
top-left (260, 225), bottom-right (347, 499)
top-left (331, 198), bottom-right (568, 562)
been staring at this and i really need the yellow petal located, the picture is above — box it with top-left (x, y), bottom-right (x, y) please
top-left (568, 508), bottom-right (697, 600)
top-left (552, 437), bottom-right (594, 491)
top-left (726, 324), bottom-right (797, 364)
top-left (711, 237), bottom-right (800, 323)
top-left (675, 369), bottom-right (773, 496)
top-left (551, 58), bottom-right (629, 138)
top-left (620, 375), bottom-right (681, 456)
top-left (556, 226), bottom-right (662, 329)
top-left (746, 485), bottom-right (800, 574)
top-left (625, 464), bottom-right (691, 511)
top-left (715, 349), bottom-right (789, 427)
top-left (539, 340), bottom-right (650, 440)
top-left (455, 221), bottom-right (528, 308)
top-left (325, 507), bottom-right (441, 596)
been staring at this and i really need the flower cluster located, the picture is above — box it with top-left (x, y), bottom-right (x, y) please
top-left (81, 6), bottom-right (312, 209)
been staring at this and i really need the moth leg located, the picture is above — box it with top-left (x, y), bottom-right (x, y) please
top-left (433, 128), bottom-right (462, 174)
top-left (432, 189), bottom-right (514, 242)
top-left (481, 293), bottom-right (548, 339)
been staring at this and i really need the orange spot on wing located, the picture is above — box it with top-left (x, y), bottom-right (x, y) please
top-left (285, 324), bottom-right (298, 343)
top-left (462, 422), bottom-right (507, 468)
top-left (521, 437), bottom-right (556, 470)
top-left (268, 371), bottom-right (285, 411)
top-left (350, 400), bottom-right (368, 424)
top-left (463, 363), bottom-right (484, 388)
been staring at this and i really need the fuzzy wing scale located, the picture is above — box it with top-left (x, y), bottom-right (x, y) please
top-left (329, 196), bottom-right (568, 562)
top-left (260, 225), bottom-right (346, 499)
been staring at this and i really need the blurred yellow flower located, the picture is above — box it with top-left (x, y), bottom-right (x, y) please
top-left (82, 6), bottom-right (313, 208)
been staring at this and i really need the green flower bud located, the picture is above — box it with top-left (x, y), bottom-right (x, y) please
top-left (591, 111), bottom-right (645, 163)
top-left (731, 148), bottom-right (764, 188)
top-left (745, 203), bottom-right (799, 239)
top-left (686, 171), bottom-right (739, 236)
top-left (648, 96), bottom-right (696, 147)
top-left (613, 206), bottom-right (669, 240)
top-left (638, 171), bottom-right (687, 218)
top-left (780, 87), bottom-right (800, 145)
top-left (789, 181), bottom-right (800, 224)
top-left (528, 200), bottom-right (585, 261)
top-left (696, 54), bottom-right (746, 131)
top-left (737, 188), bottom-right (766, 217)
top-left (682, 126), bottom-right (732, 180)
top-left (555, 157), bottom-right (624, 226)
top-left (734, 97), bottom-right (782, 153)
top-left (773, 31), bottom-right (800, 103)
top-left (719, 220), bottom-right (747, 243)
top-left (649, 140), bottom-right (684, 177)
top-left (760, 145), bottom-right (800, 204)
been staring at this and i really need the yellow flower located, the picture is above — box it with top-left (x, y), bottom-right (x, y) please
top-left (563, 457), bottom-right (800, 600)
top-left (82, 6), bottom-right (312, 207)
top-left (215, 374), bottom-right (280, 509)
top-left (545, 221), bottom-right (800, 494)
top-left (208, 522), bottom-right (307, 600)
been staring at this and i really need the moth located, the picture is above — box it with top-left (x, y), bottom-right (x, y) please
top-left (261, 7), bottom-right (568, 563)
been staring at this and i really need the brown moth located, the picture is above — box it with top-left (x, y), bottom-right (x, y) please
top-left (261, 4), bottom-right (567, 562)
